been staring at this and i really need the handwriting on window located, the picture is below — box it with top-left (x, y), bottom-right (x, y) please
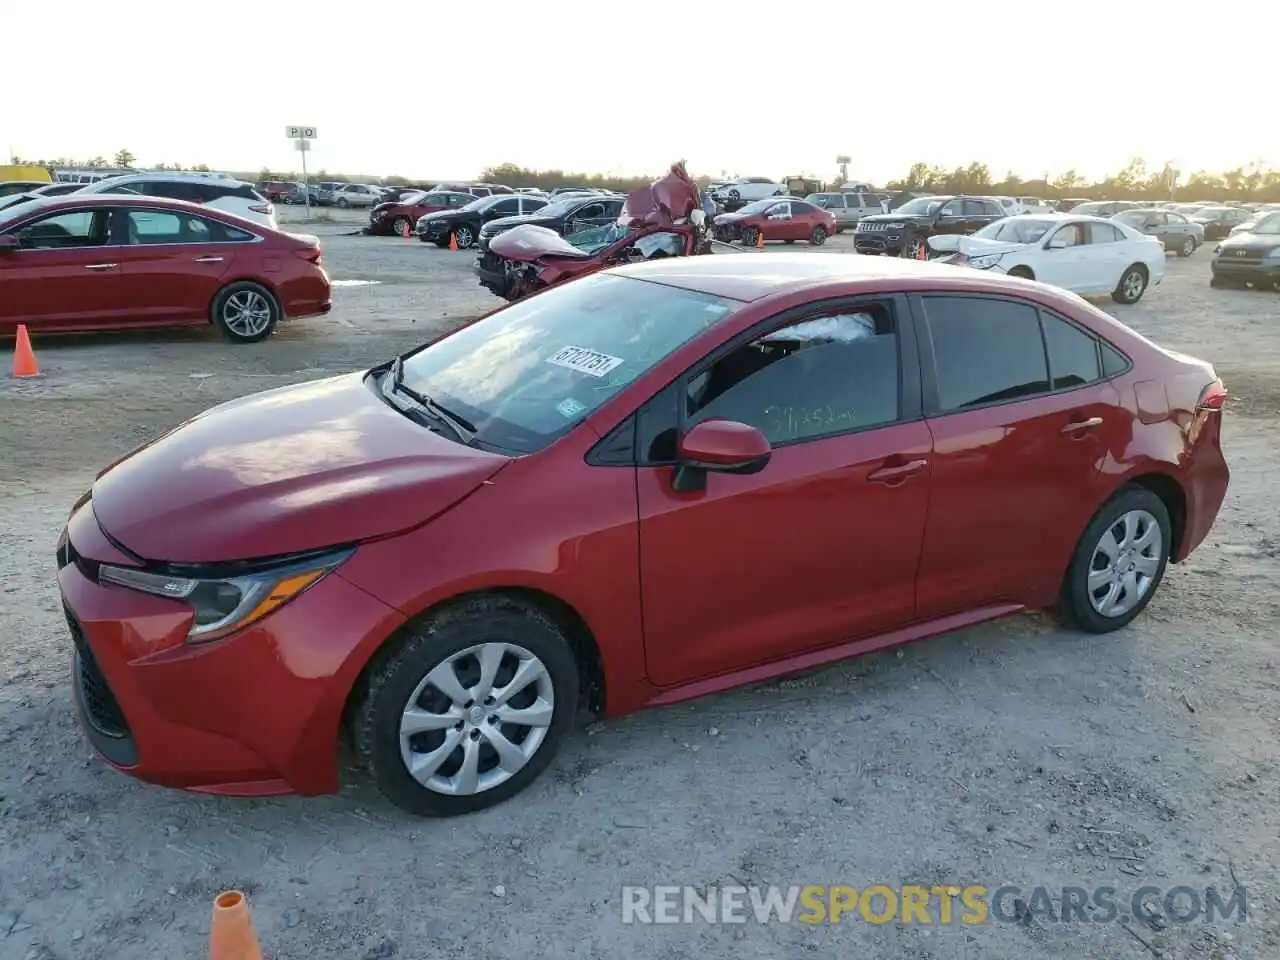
top-left (764, 405), bottom-right (859, 440)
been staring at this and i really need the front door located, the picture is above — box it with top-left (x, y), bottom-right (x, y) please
top-left (636, 297), bottom-right (931, 686)
top-left (1035, 221), bottom-right (1093, 291)
top-left (912, 293), bottom-right (1120, 618)
top-left (0, 207), bottom-right (124, 332)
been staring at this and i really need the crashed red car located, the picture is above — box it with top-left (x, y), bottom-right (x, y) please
top-left (474, 163), bottom-right (715, 302)
top-left (367, 188), bottom-right (475, 237)
top-left (712, 197), bottom-right (837, 247)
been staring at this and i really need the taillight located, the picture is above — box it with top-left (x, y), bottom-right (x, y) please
top-left (1196, 379), bottom-right (1228, 412)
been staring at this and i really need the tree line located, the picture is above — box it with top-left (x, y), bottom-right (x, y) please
top-left (12, 152), bottom-right (1280, 203)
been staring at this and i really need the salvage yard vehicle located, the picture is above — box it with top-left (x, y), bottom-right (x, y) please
top-left (417, 193), bottom-right (548, 249)
top-left (1189, 205), bottom-right (1254, 241)
top-left (332, 183), bottom-right (384, 208)
top-left (0, 196), bottom-right (331, 340)
top-left (58, 253), bottom-right (1229, 817)
top-left (367, 188), bottom-right (474, 236)
top-left (712, 197), bottom-right (838, 246)
top-left (475, 192), bottom-right (626, 252)
top-left (476, 164), bottom-right (712, 301)
top-left (77, 173), bottom-right (279, 229)
top-left (1209, 212), bottom-right (1280, 290)
top-left (1113, 208), bottom-right (1204, 257)
top-left (805, 192), bottom-right (883, 231)
top-left (928, 214), bottom-right (1166, 304)
top-left (854, 195), bottom-right (1005, 258)
top-left (708, 177), bottom-right (786, 205)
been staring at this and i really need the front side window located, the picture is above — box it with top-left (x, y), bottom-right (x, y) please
top-left (684, 306), bottom-right (901, 446)
top-left (11, 209), bottom-right (113, 249)
top-left (397, 273), bottom-right (737, 453)
top-left (923, 297), bottom-right (1049, 412)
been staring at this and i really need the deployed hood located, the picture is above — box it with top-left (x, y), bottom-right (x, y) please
top-left (90, 373), bottom-right (507, 563)
top-left (928, 234), bottom-right (1024, 256)
top-left (489, 223), bottom-right (594, 261)
top-left (617, 162), bottom-right (699, 228)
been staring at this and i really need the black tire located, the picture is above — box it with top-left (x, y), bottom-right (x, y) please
top-left (1111, 264), bottom-right (1148, 304)
top-left (354, 595), bottom-right (580, 817)
top-left (390, 216), bottom-right (411, 237)
top-left (900, 235), bottom-right (926, 259)
top-left (1007, 265), bottom-right (1034, 280)
top-left (453, 225), bottom-right (476, 249)
top-left (743, 227), bottom-right (761, 247)
top-left (1058, 485), bottom-right (1171, 634)
top-left (210, 281), bottom-right (279, 343)
top-left (336, 197), bottom-right (349, 208)
top-left (1177, 236), bottom-right (1195, 258)
top-left (809, 226), bottom-right (828, 246)
top-left (728, 189), bottom-right (741, 201)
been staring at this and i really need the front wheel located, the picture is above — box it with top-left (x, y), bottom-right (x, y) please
top-left (453, 225), bottom-right (476, 249)
top-left (1177, 237), bottom-right (1195, 258)
top-left (809, 226), bottom-right (828, 246)
top-left (901, 236), bottom-right (927, 259)
top-left (390, 216), bottom-right (411, 237)
top-left (1058, 486), bottom-right (1171, 633)
top-left (336, 198), bottom-right (349, 208)
top-left (743, 227), bottom-right (761, 247)
top-left (1112, 265), bottom-right (1148, 304)
top-left (211, 281), bottom-right (279, 343)
top-left (354, 595), bottom-right (580, 817)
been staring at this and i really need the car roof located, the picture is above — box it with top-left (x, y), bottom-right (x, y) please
top-left (610, 251), bottom-right (1096, 304)
top-left (0, 194), bottom-right (257, 226)
top-left (85, 172), bottom-right (252, 188)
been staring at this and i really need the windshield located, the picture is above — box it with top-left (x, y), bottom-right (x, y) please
top-left (397, 273), bottom-right (737, 453)
top-left (460, 195), bottom-right (502, 213)
top-left (564, 222), bottom-right (631, 253)
top-left (1195, 207), bottom-right (1230, 218)
top-left (531, 196), bottom-right (592, 219)
top-left (396, 190), bottom-right (425, 204)
top-left (895, 197), bottom-right (945, 216)
top-left (732, 199), bottom-right (779, 216)
top-left (0, 193), bottom-right (39, 213)
top-left (974, 218), bottom-right (1057, 243)
top-left (806, 194), bottom-right (839, 208)
top-left (1252, 213), bottom-right (1280, 235)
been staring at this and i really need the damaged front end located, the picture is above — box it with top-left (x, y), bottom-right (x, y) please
top-left (474, 162), bottom-right (713, 302)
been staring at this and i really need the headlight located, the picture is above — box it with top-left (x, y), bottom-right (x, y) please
top-left (98, 549), bottom-right (352, 643)
top-left (968, 253), bottom-right (1004, 269)
top-left (1267, 247), bottom-right (1280, 259)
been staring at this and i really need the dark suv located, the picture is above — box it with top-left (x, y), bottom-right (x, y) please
top-left (854, 195), bottom-right (1006, 257)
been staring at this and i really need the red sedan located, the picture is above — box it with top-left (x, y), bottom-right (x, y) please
top-left (59, 254), bottom-right (1229, 816)
top-left (713, 197), bottom-right (838, 246)
top-left (0, 195), bottom-right (330, 342)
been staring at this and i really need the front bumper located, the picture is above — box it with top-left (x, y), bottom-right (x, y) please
top-left (58, 501), bottom-right (403, 797)
top-left (1210, 257), bottom-right (1280, 283)
top-left (713, 223), bottom-right (744, 242)
top-left (853, 228), bottom-right (907, 255)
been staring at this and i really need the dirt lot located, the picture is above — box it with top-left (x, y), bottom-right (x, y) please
top-left (2, 215), bottom-right (1279, 960)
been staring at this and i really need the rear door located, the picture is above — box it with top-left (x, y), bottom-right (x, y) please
top-left (1084, 221), bottom-right (1132, 289)
top-left (113, 208), bottom-right (234, 323)
top-left (0, 207), bottom-right (124, 331)
top-left (912, 294), bottom-right (1119, 617)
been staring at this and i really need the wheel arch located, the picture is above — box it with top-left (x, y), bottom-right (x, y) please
top-left (340, 585), bottom-right (608, 741)
top-left (1088, 468), bottom-right (1187, 562)
top-left (208, 277), bottom-right (281, 324)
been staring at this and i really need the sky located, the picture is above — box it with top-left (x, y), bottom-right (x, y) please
top-left (5, 0), bottom-right (1277, 185)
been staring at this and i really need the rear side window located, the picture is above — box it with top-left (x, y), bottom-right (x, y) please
top-left (1041, 312), bottom-right (1101, 389)
top-left (1102, 343), bottom-right (1130, 377)
top-left (923, 297), bottom-right (1049, 412)
top-left (1088, 222), bottom-right (1125, 244)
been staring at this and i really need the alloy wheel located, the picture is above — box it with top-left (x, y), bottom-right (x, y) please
top-left (222, 290), bottom-right (272, 338)
top-left (455, 226), bottom-right (474, 248)
top-left (1087, 509), bottom-right (1163, 618)
top-left (1122, 270), bottom-right (1146, 301)
top-left (398, 642), bottom-right (555, 796)
top-left (902, 238), bottom-right (925, 259)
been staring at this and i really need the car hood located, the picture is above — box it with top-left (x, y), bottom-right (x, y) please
top-left (488, 223), bottom-right (594, 261)
top-left (91, 372), bottom-right (508, 563)
top-left (482, 212), bottom-right (554, 234)
top-left (859, 212), bottom-right (929, 224)
top-left (1218, 232), bottom-right (1280, 251)
top-left (618, 163), bottom-right (699, 228)
top-left (714, 212), bottom-right (751, 224)
top-left (419, 208), bottom-right (459, 221)
top-left (928, 235), bottom-right (1024, 256)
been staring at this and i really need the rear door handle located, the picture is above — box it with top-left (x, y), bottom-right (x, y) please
top-left (867, 459), bottom-right (928, 484)
top-left (1061, 416), bottom-right (1104, 434)
top-left (193, 256), bottom-right (225, 263)
top-left (84, 263), bottom-right (118, 271)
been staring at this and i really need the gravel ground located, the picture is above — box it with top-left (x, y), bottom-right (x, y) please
top-left (1, 229), bottom-right (1279, 960)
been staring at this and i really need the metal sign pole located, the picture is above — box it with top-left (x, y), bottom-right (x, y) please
top-left (286, 126), bottom-right (317, 220)
top-left (301, 143), bottom-right (311, 219)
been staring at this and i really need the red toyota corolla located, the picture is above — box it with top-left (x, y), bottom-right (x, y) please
top-left (0, 195), bottom-right (330, 342)
top-left (713, 197), bottom-right (838, 246)
top-left (58, 255), bottom-right (1229, 816)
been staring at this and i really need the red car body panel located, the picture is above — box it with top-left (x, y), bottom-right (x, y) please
top-left (58, 256), bottom-right (1229, 798)
top-left (0, 196), bottom-right (331, 335)
top-left (716, 204), bottom-right (838, 242)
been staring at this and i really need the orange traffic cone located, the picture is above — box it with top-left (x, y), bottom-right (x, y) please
top-left (755, 229), bottom-right (764, 249)
top-left (12, 324), bottom-right (39, 378)
top-left (400, 220), bottom-right (411, 239)
top-left (917, 241), bottom-right (927, 261)
top-left (209, 891), bottom-right (263, 960)
top-left (448, 232), bottom-right (458, 251)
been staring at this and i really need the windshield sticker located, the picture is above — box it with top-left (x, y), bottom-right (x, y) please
top-left (546, 346), bottom-right (624, 378)
top-left (556, 397), bottom-right (588, 419)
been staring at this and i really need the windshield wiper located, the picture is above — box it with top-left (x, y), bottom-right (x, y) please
top-left (387, 357), bottom-right (478, 439)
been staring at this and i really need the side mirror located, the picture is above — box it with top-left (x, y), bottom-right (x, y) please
top-left (0, 234), bottom-right (19, 252)
top-left (672, 419), bottom-right (772, 493)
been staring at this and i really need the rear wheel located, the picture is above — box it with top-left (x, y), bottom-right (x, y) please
top-left (336, 197), bottom-right (349, 208)
top-left (1058, 486), bottom-right (1171, 633)
top-left (1112, 264), bottom-right (1148, 304)
top-left (211, 281), bottom-right (279, 343)
top-left (809, 226), bottom-right (828, 246)
top-left (354, 595), bottom-right (579, 817)
top-left (1177, 236), bottom-right (1195, 257)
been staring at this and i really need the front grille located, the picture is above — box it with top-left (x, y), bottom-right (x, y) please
top-left (66, 606), bottom-right (130, 738)
top-left (858, 222), bottom-right (889, 232)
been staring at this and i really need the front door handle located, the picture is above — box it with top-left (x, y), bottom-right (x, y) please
top-left (84, 263), bottom-right (118, 271)
top-left (867, 459), bottom-right (928, 484)
top-left (1061, 416), bottom-right (1104, 434)
top-left (193, 256), bottom-right (225, 263)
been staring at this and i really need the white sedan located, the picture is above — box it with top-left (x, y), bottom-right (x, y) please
top-left (927, 214), bottom-right (1166, 304)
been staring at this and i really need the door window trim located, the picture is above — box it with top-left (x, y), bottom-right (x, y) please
top-left (911, 293), bottom-right (1133, 418)
top-left (586, 293), bottom-right (922, 467)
